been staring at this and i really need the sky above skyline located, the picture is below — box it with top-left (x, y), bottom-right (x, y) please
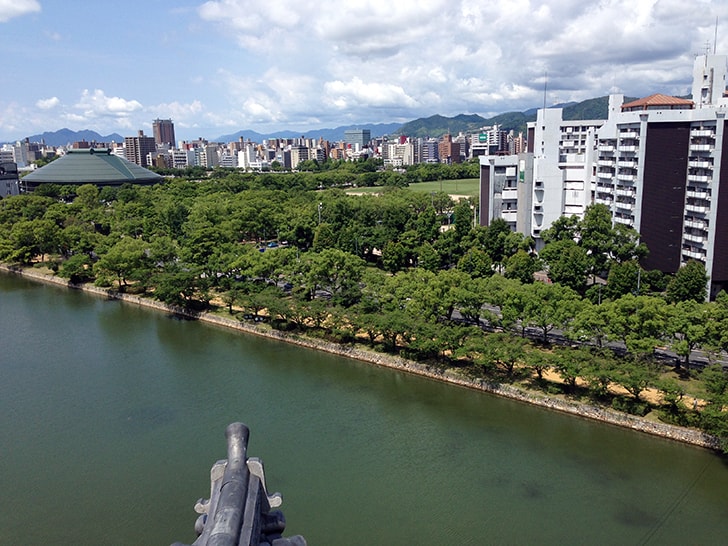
top-left (1, 0), bottom-right (727, 143)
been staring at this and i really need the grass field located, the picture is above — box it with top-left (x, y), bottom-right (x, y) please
top-left (346, 178), bottom-right (480, 199)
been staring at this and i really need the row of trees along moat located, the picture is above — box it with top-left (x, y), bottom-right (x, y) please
top-left (1, 159), bottom-right (726, 452)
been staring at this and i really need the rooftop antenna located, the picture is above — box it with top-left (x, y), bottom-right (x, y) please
top-left (715, 16), bottom-right (718, 54)
top-left (543, 70), bottom-right (548, 110)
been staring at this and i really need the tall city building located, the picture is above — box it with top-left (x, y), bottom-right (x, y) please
top-left (344, 129), bottom-right (371, 151)
top-left (0, 162), bottom-right (20, 198)
top-left (438, 134), bottom-right (461, 164)
top-left (152, 118), bottom-right (176, 147)
top-left (480, 52), bottom-right (728, 298)
top-left (125, 130), bottom-right (157, 167)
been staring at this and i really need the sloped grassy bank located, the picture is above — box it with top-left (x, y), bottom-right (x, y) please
top-left (2, 263), bottom-right (720, 452)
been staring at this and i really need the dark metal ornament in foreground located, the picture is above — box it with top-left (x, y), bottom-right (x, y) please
top-left (172, 422), bottom-right (306, 546)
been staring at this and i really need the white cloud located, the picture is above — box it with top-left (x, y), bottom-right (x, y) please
top-left (150, 100), bottom-right (204, 120)
top-left (0, 0), bottom-right (40, 23)
top-left (4, 0), bottom-right (728, 141)
top-left (324, 78), bottom-right (419, 110)
top-left (74, 89), bottom-right (143, 118)
top-left (36, 97), bottom-right (59, 110)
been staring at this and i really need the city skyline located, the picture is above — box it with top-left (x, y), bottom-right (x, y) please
top-left (1, 1), bottom-right (727, 143)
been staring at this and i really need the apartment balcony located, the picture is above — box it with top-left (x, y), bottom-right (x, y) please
top-left (688, 160), bottom-right (712, 169)
top-left (595, 196), bottom-right (613, 206)
top-left (687, 174), bottom-right (711, 183)
top-left (691, 129), bottom-right (715, 138)
top-left (563, 205), bottom-right (584, 216)
top-left (686, 188), bottom-right (711, 200)
top-left (614, 215), bottom-right (633, 226)
top-left (598, 144), bottom-right (615, 152)
top-left (689, 144), bottom-right (714, 152)
top-left (620, 131), bottom-right (639, 139)
top-left (501, 209), bottom-right (517, 221)
top-left (502, 189), bottom-right (518, 200)
top-left (682, 247), bottom-right (707, 260)
top-left (684, 218), bottom-right (708, 230)
top-left (616, 172), bottom-right (636, 182)
top-left (617, 160), bottom-right (637, 168)
top-left (615, 187), bottom-right (635, 197)
top-left (685, 203), bottom-right (710, 214)
top-left (684, 232), bottom-right (708, 244)
top-left (618, 145), bottom-right (637, 153)
top-left (598, 159), bottom-right (614, 167)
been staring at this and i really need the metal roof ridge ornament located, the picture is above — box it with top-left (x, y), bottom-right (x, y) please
top-left (171, 422), bottom-right (306, 546)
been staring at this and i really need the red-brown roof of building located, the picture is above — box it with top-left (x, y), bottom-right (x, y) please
top-left (621, 93), bottom-right (694, 111)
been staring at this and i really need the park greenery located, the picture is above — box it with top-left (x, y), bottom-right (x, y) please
top-left (1, 163), bottom-right (727, 452)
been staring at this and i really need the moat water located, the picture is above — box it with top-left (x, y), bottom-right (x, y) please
top-left (1, 273), bottom-right (727, 545)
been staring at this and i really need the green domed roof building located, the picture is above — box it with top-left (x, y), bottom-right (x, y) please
top-left (22, 148), bottom-right (163, 190)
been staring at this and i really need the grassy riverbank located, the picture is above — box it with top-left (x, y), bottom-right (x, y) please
top-left (2, 263), bottom-right (721, 453)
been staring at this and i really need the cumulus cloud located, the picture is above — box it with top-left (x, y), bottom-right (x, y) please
top-left (0, 0), bottom-right (40, 23)
top-left (75, 89), bottom-right (143, 117)
top-left (324, 78), bottom-right (419, 109)
top-left (36, 97), bottom-right (60, 110)
top-left (3, 0), bottom-right (728, 141)
top-left (195, 0), bottom-right (728, 128)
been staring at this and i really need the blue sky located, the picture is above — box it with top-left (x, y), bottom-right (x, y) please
top-left (1, 0), bottom-right (727, 142)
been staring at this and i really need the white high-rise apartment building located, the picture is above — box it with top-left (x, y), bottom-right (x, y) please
top-left (480, 52), bottom-right (728, 297)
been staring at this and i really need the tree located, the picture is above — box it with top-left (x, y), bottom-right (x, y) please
top-left (668, 300), bottom-right (712, 369)
top-left (708, 291), bottom-right (728, 352)
top-left (666, 260), bottom-right (708, 303)
top-left (452, 200), bottom-right (474, 241)
top-left (0, 220), bottom-right (57, 264)
top-left (523, 281), bottom-right (582, 344)
top-left (567, 300), bottom-right (610, 347)
top-left (481, 218), bottom-right (512, 270)
top-left (604, 260), bottom-right (641, 300)
top-left (303, 248), bottom-right (365, 305)
top-left (153, 263), bottom-right (208, 309)
top-left (504, 249), bottom-right (539, 284)
top-left (539, 239), bottom-right (590, 293)
top-left (552, 346), bottom-right (588, 393)
top-left (582, 349), bottom-right (618, 399)
top-left (613, 358), bottom-right (659, 402)
top-left (93, 237), bottom-right (151, 290)
top-left (497, 280), bottom-right (530, 336)
top-left (524, 346), bottom-right (554, 381)
top-left (609, 222), bottom-right (648, 264)
top-left (603, 294), bottom-right (670, 359)
top-left (413, 205), bottom-right (440, 243)
top-left (58, 253), bottom-right (94, 284)
top-left (482, 332), bottom-right (529, 376)
top-left (579, 203), bottom-right (613, 276)
top-left (382, 240), bottom-right (408, 273)
top-left (450, 277), bottom-right (491, 325)
top-left (457, 247), bottom-right (493, 278)
top-left (416, 242), bottom-right (440, 272)
top-left (540, 214), bottom-right (579, 244)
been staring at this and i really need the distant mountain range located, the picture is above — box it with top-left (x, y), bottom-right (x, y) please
top-left (394, 97), bottom-right (637, 138)
top-left (19, 128), bottom-right (124, 147)
top-left (11, 96), bottom-right (640, 147)
top-left (214, 122), bottom-right (402, 143)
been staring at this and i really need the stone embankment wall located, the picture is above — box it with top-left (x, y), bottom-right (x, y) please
top-left (2, 264), bottom-right (720, 452)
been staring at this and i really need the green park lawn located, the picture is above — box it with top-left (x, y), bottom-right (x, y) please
top-left (347, 178), bottom-right (479, 199)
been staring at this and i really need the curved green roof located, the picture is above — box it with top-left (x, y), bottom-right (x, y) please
top-left (22, 149), bottom-right (163, 187)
